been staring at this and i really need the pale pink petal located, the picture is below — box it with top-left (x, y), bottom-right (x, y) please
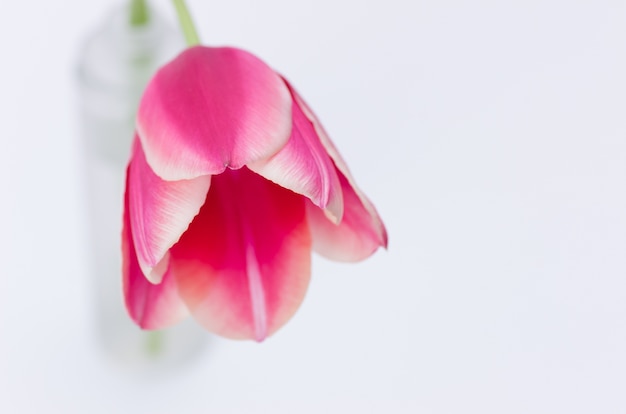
top-left (288, 86), bottom-right (351, 181)
top-left (122, 177), bottom-right (188, 329)
top-left (286, 82), bottom-right (387, 256)
top-left (128, 137), bottom-right (211, 283)
top-left (307, 171), bottom-right (388, 262)
top-left (249, 83), bottom-right (343, 223)
top-left (137, 46), bottom-right (292, 181)
top-left (171, 167), bottom-right (311, 341)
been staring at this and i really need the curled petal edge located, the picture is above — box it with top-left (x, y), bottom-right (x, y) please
top-left (122, 174), bottom-right (189, 329)
top-left (128, 137), bottom-right (211, 284)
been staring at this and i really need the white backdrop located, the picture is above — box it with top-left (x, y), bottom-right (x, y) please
top-left (1, 0), bottom-right (625, 413)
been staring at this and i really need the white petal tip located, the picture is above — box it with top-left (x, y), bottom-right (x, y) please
top-left (141, 254), bottom-right (170, 285)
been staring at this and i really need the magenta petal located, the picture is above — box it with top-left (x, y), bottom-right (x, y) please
top-left (284, 84), bottom-right (387, 260)
top-left (137, 46), bottom-right (292, 181)
top-left (249, 83), bottom-right (343, 222)
top-left (307, 171), bottom-right (388, 262)
top-left (128, 137), bottom-right (211, 283)
top-left (171, 167), bottom-right (311, 341)
top-left (289, 84), bottom-right (361, 190)
top-left (123, 177), bottom-right (188, 329)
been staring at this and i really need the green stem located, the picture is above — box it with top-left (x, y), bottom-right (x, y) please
top-left (145, 330), bottom-right (165, 356)
top-left (172, 0), bottom-right (201, 46)
top-left (129, 0), bottom-right (150, 27)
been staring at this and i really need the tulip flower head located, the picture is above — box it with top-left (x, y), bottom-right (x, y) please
top-left (122, 2), bottom-right (386, 341)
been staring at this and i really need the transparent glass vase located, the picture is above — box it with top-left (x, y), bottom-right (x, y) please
top-left (76, 3), bottom-right (207, 372)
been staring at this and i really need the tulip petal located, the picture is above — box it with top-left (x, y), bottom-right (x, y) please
top-left (285, 83), bottom-right (387, 260)
top-left (137, 46), bottom-right (292, 181)
top-left (123, 176), bottom-right (188, 329)
top-left (249, 84), bottom-right (343, 223)
top-left (171, 167), bottom-right (311, 341)
top-left (128, 137), bottom-right (211, 283)
top-left (306, 171), bottom-right (387, 262)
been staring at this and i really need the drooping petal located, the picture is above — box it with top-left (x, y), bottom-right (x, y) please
top-left (171, 167), bottom-right (311, 341)
top-left (128, 137), bottom-right (211, 283)
top-left (137, 46), bottom-right (292, 181)
top-left (122, 175), bottom-right (188, 329)
top-left (306, 170), bottom-right (387, 262)
top-left (284, 82), bottom-right (387, 259)
top-left (249, 82), bottom-right (343, 223)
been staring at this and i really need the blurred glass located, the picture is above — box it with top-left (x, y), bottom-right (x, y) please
top-left (76, 2), bottom-right (208, 372)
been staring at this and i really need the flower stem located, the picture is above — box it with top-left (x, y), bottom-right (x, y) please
top-left (129, 0), bottom-right (150, 27)
top-left (172, 0), bottom-right (200, 46)
top-left (145, 330), bottom-right (165, 356)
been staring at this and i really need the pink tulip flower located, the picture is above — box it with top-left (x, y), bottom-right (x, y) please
top-left (122, 46), bottom-right (387, 341)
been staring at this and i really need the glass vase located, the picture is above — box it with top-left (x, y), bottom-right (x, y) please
top-left (76, 2), bottom-right (208, 372)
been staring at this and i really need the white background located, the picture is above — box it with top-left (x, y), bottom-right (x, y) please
top-left (1, 0), bottom-right (626, 412)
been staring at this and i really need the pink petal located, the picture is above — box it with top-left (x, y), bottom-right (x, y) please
top-left (137, 46), bottom-right (292, 181)
top-left (249, 82), bottom-right (343, 223)
top-left (306, 170), bottom-right (387, 262)
top-left (128, 137), bottom-right (211, 283)
top-left (170, 167), bottom-right (311, 341)
top-left (122, 176), bottom-right (189, 329)
top-left (284, 83), bottom-right (387, 260)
